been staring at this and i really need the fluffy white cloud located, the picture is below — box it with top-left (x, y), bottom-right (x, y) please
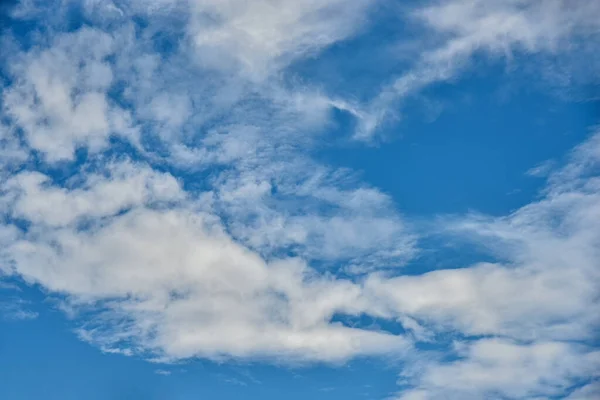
top-left (1, 0), bottom-right (414, 269)
top-left (383, 131), bottom-right (600, 398)
top-left (0, 1), bottom-right (599, 399)
top-left (0, 164), bottom-right (408, 361)
top-left (3, 27), bottom-right (139, 161)
top-left (2, 162), bottom-right (184, 227)
top-left (397, 339), bottom-right (600, 400)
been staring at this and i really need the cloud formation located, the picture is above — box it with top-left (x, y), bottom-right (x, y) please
top-left (0, 1), bottom-right (599, 399)
top-left (356, 0), bottom-right (600, 139)
top-left (386, 130), bottom-right (600, 398)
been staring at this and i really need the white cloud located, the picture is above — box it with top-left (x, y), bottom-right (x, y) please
top-left (356, 0), bottom-right (600, 139)
top-left (0, 1), bottom-right (416, 364)
top-left (0, 121), bottom-right (28, 169)
top-left (385, 131), bottom-right (600, 398)
top-left (397, 339), bottom-right (600, 400)
top-left (187, 0), bottom-right (373, 79)
top-left (526, 159), bottom-right (555, 178)
top-left (2, 161), bottom-right (184, 227)
top-left (0, 2), bottom-right (415, 270)
top-left (564, 381), bottom-right (600, 400)
top-left (2, 188), bottom-right (409, 361)
top-left (2, 27), bottom-right (139, 161)
top-left (0, 150), bottom-right (409, 362)
top-left (414, 0), bottom-right (599, 59)
top-left (213, 159), bottom-right (416, 268)
top-left (1, 1), bottom-right (599, 398)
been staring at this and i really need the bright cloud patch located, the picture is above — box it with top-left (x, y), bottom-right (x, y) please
top-left (0, 0), bottom-right (599, 399)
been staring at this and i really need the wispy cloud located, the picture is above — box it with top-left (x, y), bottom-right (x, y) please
top-left (154, 369), bottom-right (172, 376)
top-left (354, 0), bottom-right (600, 139)
top-left (0, 297), bottom-right (38, 321)
top-left (0, 1), bottom-right (598, 399)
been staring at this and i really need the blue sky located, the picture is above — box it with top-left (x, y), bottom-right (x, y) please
top-left (0, 1), bottom-right (599, 399)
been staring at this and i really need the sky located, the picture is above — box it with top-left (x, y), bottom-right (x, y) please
top-left (0, 0), bottom-right (599, 399)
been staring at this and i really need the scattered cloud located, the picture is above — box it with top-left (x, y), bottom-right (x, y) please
top-left (3, 27), bottom-right (139, 161)
top-left (0, 1), bottom-right (598, 399)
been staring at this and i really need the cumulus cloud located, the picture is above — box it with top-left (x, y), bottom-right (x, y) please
top-left (3, 27), bottom-right (139, 161)
top-left (0, 160), bottom-right (409, 362)
top-left (397, 339), bottom-right (600, 400)
top-left (0, 1), bottom-right (598, 399)
top-left (1, 0), bottom-right (414, 268)
top-left (0, 3), bottom-right (413, 361)
top-left (2, 161), bottom-right (184, 227)
top-left (384, 130), bottom-right (600, 398)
